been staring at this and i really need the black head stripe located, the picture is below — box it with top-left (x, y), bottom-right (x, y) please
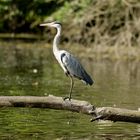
top-left (54, 21), bottom-right (62, 26)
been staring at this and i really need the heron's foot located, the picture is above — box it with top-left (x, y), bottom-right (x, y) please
top-left (63, 96), bottom-right (71, 101)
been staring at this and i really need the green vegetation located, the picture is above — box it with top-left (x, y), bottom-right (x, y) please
top-left (0, 0), bottom-right (65, 33)
top-left (0, 0), bottom-right (140, 60)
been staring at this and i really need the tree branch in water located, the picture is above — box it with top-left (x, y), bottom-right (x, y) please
top-left (0, 95), bottom-right (140, 124)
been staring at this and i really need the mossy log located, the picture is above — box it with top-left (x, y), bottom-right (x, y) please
top-left (0, 95), bottom-right (140, 124)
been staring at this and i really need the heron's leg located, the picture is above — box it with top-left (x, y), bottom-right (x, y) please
top-left (69, 76), bottom-right (74, 100)
top-left (64, 76), bottom-right (74, 101)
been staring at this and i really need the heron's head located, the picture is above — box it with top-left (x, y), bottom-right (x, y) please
top-left (40, 21), bottom-right (61, 29)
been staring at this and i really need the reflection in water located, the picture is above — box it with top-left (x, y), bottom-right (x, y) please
top-left (0, 44), bottom-right (139, 139)
top-left (0, 45), bottom-right (45, 96)
top-left (80, 59), bottom-right (139, 109)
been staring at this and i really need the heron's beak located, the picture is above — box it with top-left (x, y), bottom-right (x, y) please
top-left (40, 22), bottom-right (52, 27)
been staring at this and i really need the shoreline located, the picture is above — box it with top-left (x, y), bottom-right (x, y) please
top-left (0, 39), bottom-right (140, 61)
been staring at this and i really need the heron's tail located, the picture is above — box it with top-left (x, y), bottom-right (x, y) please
top-left (82, 71), bottom-right (94, 85)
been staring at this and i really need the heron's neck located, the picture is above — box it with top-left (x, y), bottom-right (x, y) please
top-left (53, 27), bottom-right (61, 54)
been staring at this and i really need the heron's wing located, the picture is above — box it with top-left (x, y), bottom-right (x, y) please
top-left (61, 51), bottom-right (93, 85)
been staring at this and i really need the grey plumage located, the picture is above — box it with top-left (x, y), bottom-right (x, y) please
top-left (61, 51), bottom-right (93, 85)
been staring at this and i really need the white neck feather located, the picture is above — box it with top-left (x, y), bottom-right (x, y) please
top-left (53, 26), bottom-right (61, 54)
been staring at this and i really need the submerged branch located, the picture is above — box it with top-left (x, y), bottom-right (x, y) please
top-left (0, 95), bottom-right (140, 124)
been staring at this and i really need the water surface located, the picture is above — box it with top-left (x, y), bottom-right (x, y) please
top-left (0, 42), bottom-right (139, 139)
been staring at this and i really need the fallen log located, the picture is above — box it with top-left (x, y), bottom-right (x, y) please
top-left (0, 95), bottom-right (140, 124)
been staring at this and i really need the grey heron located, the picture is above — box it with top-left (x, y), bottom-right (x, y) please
top-left (40, 21), bottom-right (94, 100)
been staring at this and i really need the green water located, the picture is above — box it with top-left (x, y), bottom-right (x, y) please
top-left (0, 42), bottom-right (140, 139)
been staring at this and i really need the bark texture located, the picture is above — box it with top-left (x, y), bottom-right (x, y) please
top-left (0, 95), bottom-right (140, 123)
